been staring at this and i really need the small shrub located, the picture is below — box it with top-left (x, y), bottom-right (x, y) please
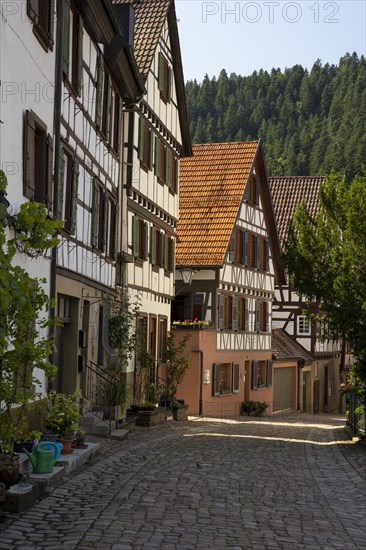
top-left (240, 400), bottom-right (268, 417)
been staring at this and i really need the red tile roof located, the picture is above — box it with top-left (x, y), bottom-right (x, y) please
top-left (176, 142), bottom-right (259, 267)
top-left (269, 176), bottom-right (325, 250)
top-left (113, 0), bottom-right (171, 79)
top-left (272, 329), bottom-right (313, 362)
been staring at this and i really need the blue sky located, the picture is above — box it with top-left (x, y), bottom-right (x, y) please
top-left (175, 0), bottom-right (366, 81)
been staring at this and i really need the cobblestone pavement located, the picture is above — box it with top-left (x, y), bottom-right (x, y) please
top-left (0, 413), bottom-right (365, 550)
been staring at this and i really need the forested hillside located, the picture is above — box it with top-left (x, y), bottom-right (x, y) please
top-left (186, 53), bottom-right (365, 180)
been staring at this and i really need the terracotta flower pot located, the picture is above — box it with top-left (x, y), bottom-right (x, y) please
top-left (57, 438), bottom-right (73, 454)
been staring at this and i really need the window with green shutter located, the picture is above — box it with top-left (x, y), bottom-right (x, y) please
top-left (132, 216), bottom-right (148, 261)
top-left (266, 360), bottom-right (273, 387)
top-left (138, 117), bottom-right (153, 170)
top-left (158, 52), bottom-right (172, 103)
top-left (64, 3), bottom-right (83, 97)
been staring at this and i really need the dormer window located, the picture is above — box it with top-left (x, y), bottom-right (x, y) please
top-left (158, 53), bottom-right (172, 103)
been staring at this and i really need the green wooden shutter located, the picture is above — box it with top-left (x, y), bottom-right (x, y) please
top-left (150, 226), bottom-right (156, 265)
top-left (24, 110), bottom-right (36, 201)
top-left (143, 221), bottom-right (148, 260)
top-left (255, 178), bottom-right (259, 206)
top-left (255, 300), bottom-right (260, 331)
top-left (158, 52), bottom-right (163, 92)
top-left (213, 363), bottom-right (220, 396)
top-left (95, 53), bottom-right (103, 127)
top-left (70, 158), bottom-right (79, 235)
top-left (91, 178), bottom-right (99, 247)
top-left (232, 295), bottom-right (238, 331)
top-left (218, 294), bottom-right (224, 330)
top-left (254, 235), bottom-right (258, 269)
top-left (244, 298), bottom-right (249, 331)
top-left (265, 240), bottom-right (269, 271)
top-left (105, 75), bottom-right (112, 140)
top-left (57, 146), bottom-right (65, 220)
top-left (232, 362), bottom-right (240, 393)
top-left (149, 130), bottom-right (154, 170)
top-left (166, 149), bottom-right (172, 188)
top-left (138, 116), bottom-right (145, 161)
top-left (266, 360), bottom-right (273, 388)
top-left (168, 67), bottom-right (172, 101)
top-left (132, 215), bottom-right (139, 257)
top-left (154, 136), bottom-right (160, 177)
top-left (241, 231), bottom-right (247, 265)
top-left (46, 134), bottom-right (53, 210)
top-left (251, 361), bottom-right (258, 390)
top-left (103, 193), bottom-right (109, 253)
top-left (63, 0), bottom-right (70, 77)
top-left (229, 234), bottom-right (235, 262)
top-left (76, 14), bottom-right (83, 96)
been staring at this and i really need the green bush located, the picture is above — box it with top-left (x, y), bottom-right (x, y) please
top-left (240, 400), bottom-right (268, 416)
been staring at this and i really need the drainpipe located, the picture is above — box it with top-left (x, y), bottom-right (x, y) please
top-left (49, 0), bottom-right (64, 390)
top-left (193, 349), bottom-right (203, 416)
top-left (297, 358), bottom-right (304, 411)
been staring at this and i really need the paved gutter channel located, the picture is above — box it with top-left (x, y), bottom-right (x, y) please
top-left (0, 414), bottom-right (365, 550)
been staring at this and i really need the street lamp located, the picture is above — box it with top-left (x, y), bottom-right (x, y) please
top-left (174, 267), bottom-right (194, 297)
top-left (180, 267), bottom-right (194, 286)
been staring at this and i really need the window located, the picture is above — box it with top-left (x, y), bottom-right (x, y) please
top-left (136, 316), bottom-right (148, 369)
top-left (91, 179), bottom-right (116, 256)
top-left (298, 315), bottom-right (311, 335)
top-left (138, 117), bottom-right (153, 170)
top-left (57, 146), bottom-right (79, 234)
top-left (57, 295), bottom-right (71, 322)
top-left (27, 0), bottom-right (54, 51)
top-left (245, 175), bottom-right (259, 206)
top-left (192, 294), bottom-right (204, 321)
top-left (132, 216), bottom-right (148, 261)
top-left (63, 1), bottom-right (83, 96)
top-left (258, 237), bottom-right (269, 271)
top-left (251, 360), bottom-right (272, 389)
top-left (238, 297), bottom-right (249, 331)
top-left (158, 53), bottom-right (172, 103)
top-left (255, 300), bottom-right (269, 332)
top-left (23, 110), bottom-right (53, 209)
top-left (212, 362), bottom-right (240, 396)
top-left (229, 229), bottom-right (248, 265)
top-left (166, 236), bottom-right (175, 272)
top-left (248, 234), bottom-right (259, 269)
top-left (154, 137), bottom-right (166, 184)
top-left (158, 317), bottom-right (167, 363)
top-left (218, 294), bottom-right (239, 330)
top-left (150, 228), bottom-right (167, 268)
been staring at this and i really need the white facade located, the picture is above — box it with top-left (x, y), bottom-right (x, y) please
top-left (124, 17), bottom-right (185, 380)
top-left (0, 0), bottom-right (56, 395)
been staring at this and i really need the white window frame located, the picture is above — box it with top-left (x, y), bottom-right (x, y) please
top-left (298, 315), bottom-right (311, 336)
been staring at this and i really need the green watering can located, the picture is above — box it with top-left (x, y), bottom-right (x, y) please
top-left (23, 442), bottom-right (59, 474)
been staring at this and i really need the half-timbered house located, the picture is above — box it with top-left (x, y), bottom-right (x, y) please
top-left (113, 0), bottom-right (191, 395)
top-left (269, 176), bottom-right (342, 413)
top-left (53, 0), bottom-right (144, 395)
top-left (173, 141), bottom-right (286, 416)
top-left (0, 0), bottom-right (57, 397)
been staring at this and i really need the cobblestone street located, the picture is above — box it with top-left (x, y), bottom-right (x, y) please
top-left (0, 413), bottom-right (365, 550)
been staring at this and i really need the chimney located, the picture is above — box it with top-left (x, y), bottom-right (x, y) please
top-left (114, 4), bottom-right (135, 49)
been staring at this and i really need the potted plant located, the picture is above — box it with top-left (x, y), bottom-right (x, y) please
top-left (40, 390), bottom-right (83, 454)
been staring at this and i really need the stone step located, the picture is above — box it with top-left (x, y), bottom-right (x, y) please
top-left (80, 411), bottom-right (104, 426)
top-left (83, 422), bottom-right (110, 436)
top-left (109, 428), bottom-right (129, 441)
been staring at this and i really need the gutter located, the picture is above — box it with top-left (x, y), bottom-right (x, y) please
top-left (193, 349), bottom-right (203, 416)
top-left (49, 0), bottom-right (64, 388)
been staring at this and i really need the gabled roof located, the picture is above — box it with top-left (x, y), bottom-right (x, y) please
top-left (113, 0), bottom-right (170, 79)
top-left (269, 176), bottom-right (325, 251)
top-left (113, 0), bottom-right (191, 156)
top-left (176, 142), bottom-right (285, 282)
top-left (272, 329), bottom-right (314, 363)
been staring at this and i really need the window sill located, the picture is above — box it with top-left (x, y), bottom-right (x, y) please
top-left (32, 23), bottom-right (54, 52)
